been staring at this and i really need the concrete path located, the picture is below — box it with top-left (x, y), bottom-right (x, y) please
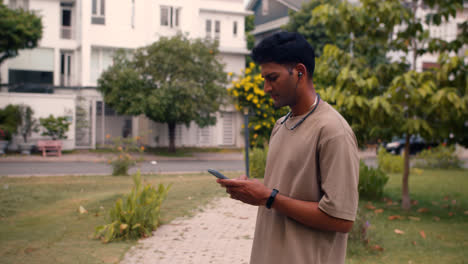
top-left (120, 197), bottom-right (257, 264)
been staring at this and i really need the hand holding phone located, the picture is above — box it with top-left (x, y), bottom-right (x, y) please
top-left (208, 169), bottom-right (230, 180)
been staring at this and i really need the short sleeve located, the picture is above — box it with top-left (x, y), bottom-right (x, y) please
top-left (317, 133), bottom-right (359, 221)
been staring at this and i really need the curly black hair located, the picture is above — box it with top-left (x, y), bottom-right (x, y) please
top-left (251, 32), bottom-right (315, 78)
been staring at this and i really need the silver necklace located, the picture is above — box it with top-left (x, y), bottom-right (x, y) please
top-left (281, 94), bottom-right (321, 131)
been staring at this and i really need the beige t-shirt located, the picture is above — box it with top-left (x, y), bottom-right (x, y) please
top-left (249, 101), bottom-right (359, 264)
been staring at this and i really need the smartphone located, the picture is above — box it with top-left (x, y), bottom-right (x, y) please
top-left (208, 169), bottom-right (230, 180)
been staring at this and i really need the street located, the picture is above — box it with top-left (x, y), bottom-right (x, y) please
top-left (0, 160), bottom-right (245, 177)
top-left (0, 158), bottom-right (466, 177)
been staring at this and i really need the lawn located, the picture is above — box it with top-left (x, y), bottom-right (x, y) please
top-left (347, 169), bottom-right (468, 264)
top-left (0, 169), bottom-right (466, 264)
top-left (0, 172), bottom-right (235, 264)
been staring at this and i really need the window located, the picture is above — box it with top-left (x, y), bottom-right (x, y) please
top-left (205, 20), bottom-right (212, 38)
top-left (60, 3), bottom-right (73, 39)
top-left (60, 51), bottom-right (73, 86)
top-left (233, 21), bottom-right (238, 37)
top-left (9, 0), bottom-right (29, 10)
top-left (160, 6), bottom-right (181, 28)
top-left (160, 6), bottom-right (169, 26)
top-left (215, 20), bottom-right (220, 40)
top-left (92, 0), bottom-right (105, 25)
top-left (206, 20), bottom-right (221, 40)
top-left (262, 0), bottom-right (269, 16)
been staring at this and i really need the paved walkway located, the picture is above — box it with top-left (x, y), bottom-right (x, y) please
top-left (120, 197), bottom-right (258, 264)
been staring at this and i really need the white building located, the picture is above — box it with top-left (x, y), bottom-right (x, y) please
top-left (389, 1), bottom-right (467, 71)
top-left (0, 0), bottom-right (252, 150)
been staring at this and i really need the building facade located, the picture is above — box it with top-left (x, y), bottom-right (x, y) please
top-left (1, 0), bottom-right (251, 150)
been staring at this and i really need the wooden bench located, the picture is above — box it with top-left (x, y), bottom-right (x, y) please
top-left (37, 140), bottom-right (62, 157)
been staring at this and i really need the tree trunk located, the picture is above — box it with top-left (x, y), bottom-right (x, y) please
top-left (168, 122), bottom-right (176, 153)
top-left (402, 134), bottom-right (411, 210)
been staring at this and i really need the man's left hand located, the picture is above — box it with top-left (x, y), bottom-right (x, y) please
top-left (217, 176), bottom-right (271, 206)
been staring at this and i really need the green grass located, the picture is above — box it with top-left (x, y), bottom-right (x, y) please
top-left (347, 169), bottom-right (468, 264)
top-left (0, 172), bottom-right (237, 264)
top-left (1, 169), bottom-right (466, 264)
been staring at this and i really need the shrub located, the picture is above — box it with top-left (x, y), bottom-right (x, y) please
top-left (415, 144), bottom-right (462, 169)
top-left (249, 147), bottom-right (268, 178)
top-left (348, 209), bottom-right (370, 245)
top-left (95, 170), bottom-right (171, 243)
top-left (359, 160), bottom-right (389, 199)
top-left (39, 114), bottom-right (71, 140)
top-left (377, 147), bottom-right (403, 173)
top-left (0, 104), bottom-right (21, 141)
top-left (108, 136), bottom-right (144, 176)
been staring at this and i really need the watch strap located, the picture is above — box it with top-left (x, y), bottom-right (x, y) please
top-left (266, 189), bottom-right (279, 209)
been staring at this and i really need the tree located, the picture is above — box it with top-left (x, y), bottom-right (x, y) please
top-left (228, 62), bottom-right (288, 147)
top-left (98, 34), bottom-right (228, 152)
top-left (0, 2), bottom-right (42, 70)
top-left (290, 0), bottom-right (466, 210)
top-left (39, 115), bottom-right (71, 140)
top-left (18, 104), bottom-right (39, 143)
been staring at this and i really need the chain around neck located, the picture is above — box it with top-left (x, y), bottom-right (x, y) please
top-left (281, 94), bottom-right (321, 131)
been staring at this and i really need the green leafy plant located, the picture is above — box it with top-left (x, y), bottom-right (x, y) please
top-left (249, 147), bottom-right (268, 178)
top-left (95, 170), bottom-right (171, 243)
top-left (415, 144), bottom-right (462, 169)
top-left (359, 160), bottom-right (389, 200)
top-left (108, 135), bottom-right (144, 176)
top-left (377, 147), bottom-right (403, 174)
top-left (0, 104), bottom-right (21, 141)
top-left (348, 209), bottom-right (371, 245)
top-left (17, 104), bottom-right (39, 143)
top-left (39, 114), bottom-right (71, 140)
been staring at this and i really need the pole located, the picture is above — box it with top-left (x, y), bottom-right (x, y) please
top-left (244, 108), bottom-right (250, 178)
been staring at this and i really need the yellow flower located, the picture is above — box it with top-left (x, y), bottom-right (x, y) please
top-left (135, 136), bottom-right (140, 140)
top-left (140, 146), bottom-right (145, 151)
top-left (246, 94), bottom-right (254, 101)
top-left (254, 124), bottom-right (261, 130)
top-left (105, 134), bottom-right (111, 139)
top-left (233, 90), bottom-right (239, 97)
top-left (245, 68), bottom-right (251, 75)
top-left (249, 62), bottom-right (255, 69)
top-left (228, 72), bottom-right (233, 76)
top-left (263, 113), bottom-right (267, 118)
top-left (253, 98), bottom-right (259, 104)
top-left (117, 146), bottom-right (123, 151)
top-left (254, 134), bottom-right (258, 139)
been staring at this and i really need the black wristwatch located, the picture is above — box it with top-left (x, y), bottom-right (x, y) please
top-left (266, 189), bottom-right (279, 209)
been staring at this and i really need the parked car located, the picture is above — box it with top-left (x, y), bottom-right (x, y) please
top-left (384, 136), bottom-right (437, 155)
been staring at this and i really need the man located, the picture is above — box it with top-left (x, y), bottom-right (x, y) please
top-left (217, 32), bottom-right (359, 264)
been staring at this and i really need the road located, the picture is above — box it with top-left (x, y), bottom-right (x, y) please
top-left (0, 158), bottom-right (465, 177)
top-left (0, 160), bottom-right (245, 177)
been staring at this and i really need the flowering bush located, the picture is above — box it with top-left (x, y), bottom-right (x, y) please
top-left (0, 128), bottom-right (11, 141)
top-left (108, 135), bottom-right (145, 176)
top-left (228, 62), bottom-right (288, 147)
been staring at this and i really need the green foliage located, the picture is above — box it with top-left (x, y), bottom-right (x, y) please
top-left (0, 104), bottom-right (20, 141)
top-left (95, 171), bottom-right (171, 243)
top-left (249, 147), bottom-right (268, 178)
top-left (39, 114), bottom-right (71, 140)
top-left (0, 3), bottom-right (43, 66)
top-left (228, 62), bottom-right (288, 146)
top-left (415, 144), bottom-right (462, 169)
top-left (348, 209), bottom-right (371, 246)
top-left (98, 34), bottom-right (228, 152)
top-left (359, 160), bottom-right (389, 199)
top-left (377, 147), bottom-right (403, 174)
top-left (17, 104), bottom-right (39, 143)
top-left (107, 135), bottom-right (144, 176)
